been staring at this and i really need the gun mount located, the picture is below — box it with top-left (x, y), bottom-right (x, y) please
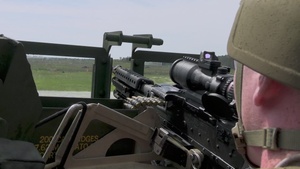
top-left (0, 31), bottom-right (245, 169)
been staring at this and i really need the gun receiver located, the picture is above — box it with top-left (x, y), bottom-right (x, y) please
top-left (112, 51), bottom-right (247, 169)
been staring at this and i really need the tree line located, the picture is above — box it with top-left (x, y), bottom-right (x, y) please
top-left (118, 54), bottom-right (234, 69)
top-left (218, 55), bottom-right (235, 70)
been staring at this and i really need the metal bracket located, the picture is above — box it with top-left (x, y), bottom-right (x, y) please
top-left (45, 103), bottom-right (203, 169)
top-left (102, 31), bottom-right (163, 54)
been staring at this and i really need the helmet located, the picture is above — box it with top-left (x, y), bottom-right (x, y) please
top-left (227, 0), bottom-right (300, 166)
top-left (228, 0), bottom-right (300, 90)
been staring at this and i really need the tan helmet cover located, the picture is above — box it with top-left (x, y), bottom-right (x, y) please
top-left (228, 0), bottom-right (300, 164)
top-left (228, 0), bottom-right (300, 90)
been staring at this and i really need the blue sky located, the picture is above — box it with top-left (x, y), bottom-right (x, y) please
top-left (0, 0), bottom-right (240, 58)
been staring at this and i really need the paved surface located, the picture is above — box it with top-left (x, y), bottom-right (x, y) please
top-left (38, 90), bottom-right (91, 98)
top-left (38, 90), bottom-right (115, 99)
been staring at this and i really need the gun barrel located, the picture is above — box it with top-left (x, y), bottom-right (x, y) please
top-left (113, 65), bottom-right (154, 90)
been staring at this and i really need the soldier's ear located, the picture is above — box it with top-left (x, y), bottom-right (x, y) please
top-left (253, 75), bottom-right (284, 107)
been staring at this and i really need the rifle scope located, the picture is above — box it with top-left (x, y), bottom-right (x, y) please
top-left (170, 51), bottom-right (234, 102)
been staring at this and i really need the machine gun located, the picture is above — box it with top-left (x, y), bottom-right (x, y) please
top-left (0, 32), bottom-right (248, 169)
top-left (112, 51), bottom-right (247, 169)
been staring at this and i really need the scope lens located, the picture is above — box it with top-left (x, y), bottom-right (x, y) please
top-left (205, 53), bottom-right (211, 59)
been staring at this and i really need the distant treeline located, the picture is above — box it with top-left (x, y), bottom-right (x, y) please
top-left (119, 54), bottom-right (235, 70)
top-left (218, 55), bottom-right (235, 70)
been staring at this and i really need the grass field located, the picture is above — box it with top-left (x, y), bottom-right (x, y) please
top-left (27, 55), bottom-right (234, 92)
top-left (28, 56), bottom-right (172, 91)
top-left (32, 70), bottom-right (93, 91)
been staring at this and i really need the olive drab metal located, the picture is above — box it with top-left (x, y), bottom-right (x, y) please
top-left (0, 30), bottom-right (249, 169)
top-left (228, 0), bottom-right (300, 90)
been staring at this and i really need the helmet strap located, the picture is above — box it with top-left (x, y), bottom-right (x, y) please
top-left (232, 62), bottom-right (245, 145)
top-left (244, 128), bottom-right (300, 151)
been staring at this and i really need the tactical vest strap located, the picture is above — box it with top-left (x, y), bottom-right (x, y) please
top-left (244, 128), bottom-right (300, 150)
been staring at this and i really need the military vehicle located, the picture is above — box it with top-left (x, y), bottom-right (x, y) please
top-left (0, 31), bottom-right (246, 169)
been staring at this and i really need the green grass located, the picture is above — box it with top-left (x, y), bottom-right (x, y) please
top-left (28, 56), bottom-right (233, 92)
top-left (28, 57), bottom-right (94, 91)
top-left (144, 65), bottom-right (173, 84)
top-left (32, 70), bottom-right (92, 91)
top-left (28, 57), bottom-right (233, 91)
top-left (28, 57), bottom-right (172, 91)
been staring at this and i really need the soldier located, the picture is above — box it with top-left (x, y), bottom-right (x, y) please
top-left (227, 0), bottom-right (300, 168)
